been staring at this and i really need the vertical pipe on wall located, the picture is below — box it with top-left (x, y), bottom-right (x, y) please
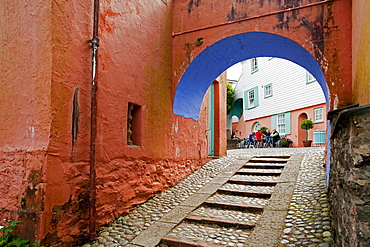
top-left (88, 0), bottom-right (100, 240)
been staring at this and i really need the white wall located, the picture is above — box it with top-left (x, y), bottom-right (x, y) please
top-left (233, 57), bottom-right (326, 121)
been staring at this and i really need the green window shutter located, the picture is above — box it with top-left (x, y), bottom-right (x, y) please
top-left (285, 111), bottom-right (291, 134)
top-left (271, 114), bottom-right (277, 130)
top-left (244, 90), bottom-right (249, 110)
top-left (254, 86), bottom-right (259, 107)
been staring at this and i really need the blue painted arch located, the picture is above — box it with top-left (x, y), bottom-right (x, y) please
top-left (173, 32), bottom-right (329, 121)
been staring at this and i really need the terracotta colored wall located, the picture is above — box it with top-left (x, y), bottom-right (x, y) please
top-left (290, 104), bottom-right (327, 147)
top-left (1, 0), bottom-right (216, 245)
top-left (42, 0), bottom-right (213, 245)
top-left (352, 0), bottom-right (370, 105)
top-left (172, 0), bottom-right (352, 111)
top-left (0, 0), bottom-right (53, 242)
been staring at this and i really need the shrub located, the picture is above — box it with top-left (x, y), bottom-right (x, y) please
top-left (260, 126), bottom-right (268, 134)
top-left (0, 220), bottom-right (39, 247)
top-left (226, 83), bottom-right (235, 115)
top-left (300, 119), bottom-right (314, 140)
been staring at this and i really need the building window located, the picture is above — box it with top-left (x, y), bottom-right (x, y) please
top-left (306, 71), bottom-right (316, 84)
top-left (244, 86), bottom-right (259, 109)
top-left (313, 130), bottom-right (326, 146)
top-left (127, 102), bottom-right (142, 146)
top-left (314, 107), bottom-right (324, 123)
top-left (264, 84), bottom-right (272, 98)
top-left (277, 113), bottom-right (285, 134)
top-left (251, 58), bottom-right (258, 73)
top-left (249, 90), bottom-right (255, 108)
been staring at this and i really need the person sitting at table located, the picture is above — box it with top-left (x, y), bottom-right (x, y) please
top-left (255, 129), bottom-right (265, 148)
top-left (264, 129), bottom-right (273, 148)
top-left (271, 129), bottom-right (280, 147)
top-left (245, 132), bottom-right (255, 148)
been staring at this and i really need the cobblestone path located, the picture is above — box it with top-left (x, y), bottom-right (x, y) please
top-left (82, 147), bottom-right (333, 247)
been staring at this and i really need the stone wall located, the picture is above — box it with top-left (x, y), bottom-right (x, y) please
top-left (329, 104), bottom-right (370, 247)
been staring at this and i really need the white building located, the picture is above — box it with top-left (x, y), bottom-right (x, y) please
top-left (228, 57), bottom-right (327, 147)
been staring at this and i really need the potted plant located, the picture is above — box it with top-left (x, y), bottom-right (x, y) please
top-left (300, 119), bottom-right (314, 147)
top-left (279, 136), bottom-right (293, 147)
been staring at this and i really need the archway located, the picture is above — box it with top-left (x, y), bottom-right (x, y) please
top-left (173, 32), bottom-right (329, 121)
top-left (173, 31), bottom-right (331, 179)
top-left (298, 113), bottom-right (308, 147)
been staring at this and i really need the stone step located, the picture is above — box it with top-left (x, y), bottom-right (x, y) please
top-left (185, 215), bottom-right (256, 229)
top-left (248, 158), bottom-right (289, 163)
top-left (161, 222), bottom-right (252, 247)
top-left (217, 187), bottom-right (272, 198)
top-left (235, 169), bottom-right (282, 176)
top-left (243, 163), bottom-right (286, 169)
top-left (204, 200), bottom-right (265, 212)
top-left (228, 179), bottom-right (277, 186)
top-left (161, 235), bottom-right (222, 247)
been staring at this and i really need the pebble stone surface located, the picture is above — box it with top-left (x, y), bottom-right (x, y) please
top-left (82, 147), bottom-right (333, 247)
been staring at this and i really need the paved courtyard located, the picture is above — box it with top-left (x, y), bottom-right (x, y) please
top-left (83, 147), bottom-right (333, 247)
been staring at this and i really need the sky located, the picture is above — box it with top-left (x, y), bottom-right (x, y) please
top-left (226, 62), bottom-right (242, 81)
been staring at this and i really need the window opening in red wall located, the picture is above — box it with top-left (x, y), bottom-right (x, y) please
top-left (127, 102), bottom-right (142, 146)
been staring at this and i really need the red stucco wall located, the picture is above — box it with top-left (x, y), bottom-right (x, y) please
top-left (0, 0), bottom-right (53, 242)
top-left (0, 0), bottom-right (355, 245)
top-left (1, 0), bottom-right (216, 245)
top-left (352, 0), bottom-right (370, 105)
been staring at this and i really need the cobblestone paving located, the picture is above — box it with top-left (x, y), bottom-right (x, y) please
top-left (83, 147), bottom-right (332, 247)
top-left (220, 183), bottom-right (275, 193)
top-left (279, 149), bottom-right (333, 247)
top-left (231, 174), bottom-right (280, 182)
top-left (237, 168), bottom-right (283, 173)
top-left (189, 206), bottom-right (261, 223)
top-left (166, 222), bottom-right (251, 246)
top-left (207, 193), bottom-right (270, 206)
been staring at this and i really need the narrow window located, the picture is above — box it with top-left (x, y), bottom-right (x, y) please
top-left (314, 107), bottom-right (324, 122)
top-left (244, 86), bottom-right (259, 109)
top-left (277, 113), bottom-right (285, 134)
top-left (306, 71), bottom-right (316, 84)
top-left (127, 102), bottom-right (142, 146)
top-left (248, 90), bottom-right (255, 108)
top-left (264, 84), bottom-right (272, 98)
top-left (251, 58), bottom-right (258, 73)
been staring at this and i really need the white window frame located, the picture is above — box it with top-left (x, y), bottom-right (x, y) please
top-left (251, 58), bottom-right (258, 74)
top-left (314, 107), bottom-right (324, 123)
top-left (248, 90), bottom-right (255, 108)
top-left (306, 71), bottom-right (316, 84)
top-left (277, 113), bottom-right (285, 134)
top-left (264, 84), bottom-right (272, 98)
top-left (244, 86), bottom-right (259, 110)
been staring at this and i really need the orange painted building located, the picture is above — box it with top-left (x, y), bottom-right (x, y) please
top-left (0, 0), bottom-right (367, 245)
top-left (0, 1), bottom-right (226, 245)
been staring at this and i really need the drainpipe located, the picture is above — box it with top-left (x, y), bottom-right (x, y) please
top-left (88, 0), bottom-right (100, 240)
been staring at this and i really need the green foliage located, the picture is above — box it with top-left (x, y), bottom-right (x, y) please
top-left (300, 119), bottom-right (314, 140)
top-left (279, 138), bottom-right (293, 147)
top-left (226, 83), bottom-right (235, 115)
top-left (300, 119), bottom-right (314, 130)
top-left (0, 221), bottom-right (39, 247)
top-left (260, 126), bottom-right (268, 134)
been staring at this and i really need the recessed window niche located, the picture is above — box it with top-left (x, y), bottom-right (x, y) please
top-left (127, 102), bottom-right (142, 146)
